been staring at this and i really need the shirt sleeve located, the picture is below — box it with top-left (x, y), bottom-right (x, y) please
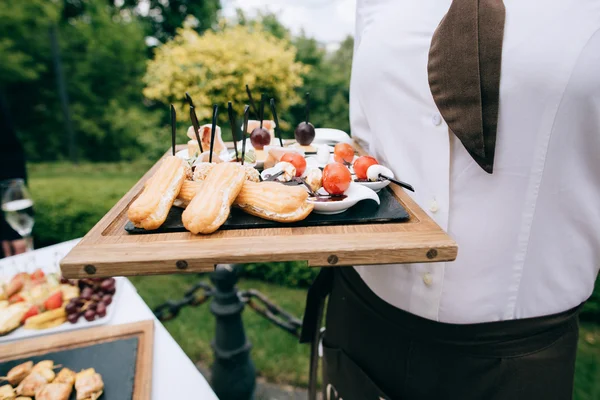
top-left (350, 0), bottom-right (374, 154)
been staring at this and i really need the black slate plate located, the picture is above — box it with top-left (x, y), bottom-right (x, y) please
top-left (125, 186), bottom-right (409, 234)
top-left (0, 337), bottom-right (138, 400)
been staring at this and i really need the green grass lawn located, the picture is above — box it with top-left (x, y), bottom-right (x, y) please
top-left (26, 161), bottom-right (600, 395)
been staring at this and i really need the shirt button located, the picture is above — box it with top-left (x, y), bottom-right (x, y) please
top-left (423, 273), bottom-right (433, 286)
top-left (429, 199), bottom-right (439, 213)
top-left (431, 114), bottom-right (442, 126)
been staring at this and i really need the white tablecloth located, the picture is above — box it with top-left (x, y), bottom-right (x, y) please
top-left (0, 239), bottom-right (218, 400)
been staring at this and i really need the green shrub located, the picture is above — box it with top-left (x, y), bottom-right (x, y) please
top-left (28, 162), bottom-right (149, 247)
top-left (239, 261), bottom-right (318, 288)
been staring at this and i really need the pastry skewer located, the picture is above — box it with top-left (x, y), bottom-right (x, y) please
top-left (259, 94), bottom-right (265, 129)
top-left (245, 84), bottom-right (259, 116)
top-left (170, 104), bottom-right (176, 156)
top-left (186, 92), bottom-right (204, 154)
top-left (241, 105), bottom-right (250, 165)
top-left (209, 104), bottom-right (218, 163)
top-left (227, 102), bottom-right (239, 160)
top-left (269, 98), bottom-right (284, 147)
top-left (0, 361), bottom-right (33, 386)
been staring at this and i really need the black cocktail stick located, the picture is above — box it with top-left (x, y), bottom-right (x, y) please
top-left (209, 104), bottom-right (218, 163)
top-left (185, 92), bottom-right (195, 108)
top-left (299, 177), bottom-right (317, 197)
top-left (170, 104), bottom-right (176, 156)
top-left (380, 174), bottom-right (415, 192)
top-left (241, 105), bottom-right (250, 165)
top-left (227, 102), bottom-right (239, 161)
top-left (269, 98), bottom-right (284, 147)
top-left (305, 92), bottom-right (310, 123)
top-left (245, 85), bottom-right (258, 116)
top-left (265, 170), bottom-right (284, 181)
top-left (187, 93), bottom-right (203, 154)
top-left (259, 93), bottom-right (266, 129)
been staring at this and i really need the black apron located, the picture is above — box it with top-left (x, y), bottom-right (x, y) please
top-left (301, 267), bottom-right (581, 400)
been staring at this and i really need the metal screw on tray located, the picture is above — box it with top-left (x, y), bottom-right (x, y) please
top-left (153, 264), bottom-right (303, 400)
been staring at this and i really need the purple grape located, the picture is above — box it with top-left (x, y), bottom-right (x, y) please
top-left (100, 278), bottom-right (116, 292)
top-left (81, 287), bottom-right (93, 301)
top-left (101, 294), bottom-right (113, 306)
top-left (96, 303), bottom-right (107, 318)
top-left (84, 309), bottom-right (96, 322)
top-left (65, 302), bottom-right (78, 314)
top-left (250, 128), bottom-right (271, 150)
top-left (67, 313), bottom-right (80, 324)
top-left (294, 122), bottom-right (315, 145)
top-left (87, 302), bottom-right (97, 311)
top-left (91, 294), bottom-right (101, 303)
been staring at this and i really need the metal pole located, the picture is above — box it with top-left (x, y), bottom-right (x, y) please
top-left (49, 24), bottom-right (77, 163)
top-left (210, 264), bottom-right (256, 400)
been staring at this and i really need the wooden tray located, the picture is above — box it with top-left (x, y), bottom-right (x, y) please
top-left (0, 320), bottom-right (154, 400)
top-left (60, 143), bottom-right (457, 278)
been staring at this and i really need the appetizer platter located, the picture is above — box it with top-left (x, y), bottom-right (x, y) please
top-left (0, 268), bottom-right (120, 343)
top-left (60, 89), bottom-right (457, 279)
top-left (0, 321), bottom-right (153, 400)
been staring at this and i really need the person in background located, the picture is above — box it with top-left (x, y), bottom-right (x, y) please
top-left (0, 91), bottom-right (27, 258)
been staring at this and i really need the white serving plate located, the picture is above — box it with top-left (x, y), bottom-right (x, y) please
top-left (175, 149), bottom-right (190, 160)
top-left (307, 182), bottom-right (380, 215)
top-left (306, 154), bottom-right (358, 169)
top-left (313, 128), bottom-right (352, 145)
top-left (354, 179), bottom-right (391, 193)
top-left (0, 278), bottom-right (122, 343)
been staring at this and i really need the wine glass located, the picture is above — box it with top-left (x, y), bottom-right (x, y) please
top-left (1, 179), bottom-right (35, 252)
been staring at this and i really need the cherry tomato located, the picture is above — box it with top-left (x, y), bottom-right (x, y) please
top-left (333, 143), bottom-right (355, 164)
top-left (322, 163), bottom-right (352, 195)
top-left (353, 156), bottom-right (379, 180)
top-left (280, 153), bottom-right (307, 177)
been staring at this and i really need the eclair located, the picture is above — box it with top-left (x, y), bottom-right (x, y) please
top-left (128, 156), bottom-right (186, 230)
top-left (182, 163), bottom-right (246, 234)
top-left (174, 165), bottom-right (259, 209)
top-left (174, 180), bottom-right (202, 208)
top-left (234, 181), bottom-right (314, 223)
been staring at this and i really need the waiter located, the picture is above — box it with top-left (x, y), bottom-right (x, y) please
top-left (0, 90), bottom-right (27, 258)
top-left (301, 1), bottom-right (600, 399)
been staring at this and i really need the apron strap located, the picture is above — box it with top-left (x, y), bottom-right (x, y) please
top-left (301, 267), bottom-right (335, 400)
top-left (300, 267), bottom-right (335, 343)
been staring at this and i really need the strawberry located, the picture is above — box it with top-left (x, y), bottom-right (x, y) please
top-left (30, 269), bottom-right (45, 281)
top-left (44, 291), bottom-right (63, 310)
top-left (8, 294), bottom-right (25, 303)
top-left (6, 272), bottom-right (28, 297)
top-left (21, 305), bottom-right (39, 323)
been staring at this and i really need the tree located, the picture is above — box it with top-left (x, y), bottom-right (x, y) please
top-left (0, 0), bottom-right (60, 84)
top-left (120, 0), bottom-right (221, 43)
top-left (2, 0), bottom-right (163, 162)
top-left (143, 23), bottom-right (308, 139)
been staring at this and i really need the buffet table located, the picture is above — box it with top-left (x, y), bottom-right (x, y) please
top-left (0, 239), bottom-right (218, 400)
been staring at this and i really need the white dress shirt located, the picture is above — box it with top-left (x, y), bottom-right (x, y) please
top-left (351, 0), bottom-right (600, 323)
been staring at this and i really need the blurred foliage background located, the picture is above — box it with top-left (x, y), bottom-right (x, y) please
top-left (1, 0), bottom-right (352, 163)
top-left (2, 0), bottom-right (598, 395)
